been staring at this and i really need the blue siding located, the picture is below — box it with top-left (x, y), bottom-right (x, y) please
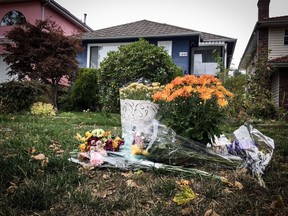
top-left (171, 39), bottom-right (190, 75)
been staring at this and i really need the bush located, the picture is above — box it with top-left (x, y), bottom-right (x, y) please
top-left (30, 102), bottom-right (56, 116)
top-left (223, 74), bottom-right (249, 119)
top-left (71, 68), bottom-right (101, 111)
top-left (0, 80), bottom-right (45, 114)
top-left (98, 39), bottom-right (182, 112)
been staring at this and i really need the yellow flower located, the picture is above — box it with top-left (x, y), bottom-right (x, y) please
top-left (79, 143), bottom-right (86, 152)
top-left (85, 131), bottom-right (92, 140)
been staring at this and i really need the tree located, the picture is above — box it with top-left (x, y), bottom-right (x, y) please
top-left (3, 19), bottom-right (83, 109)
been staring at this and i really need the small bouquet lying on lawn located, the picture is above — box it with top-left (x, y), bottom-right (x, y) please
top-left (74, 128), bottom-right (124, 166)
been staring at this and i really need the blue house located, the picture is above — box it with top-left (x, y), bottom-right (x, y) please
top-left (79, 20), bottom-right (236, 76)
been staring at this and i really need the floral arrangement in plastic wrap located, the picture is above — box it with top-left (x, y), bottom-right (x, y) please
top-left (119, 81), bottom-right (163, 100)
top-left (152, 74), bottom-right (234, 144)
top-left (75, 129), bottom-right (124, 166)
top-left (119, 80), bottom-right (164, 156)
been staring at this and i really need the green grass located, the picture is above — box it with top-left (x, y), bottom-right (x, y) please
top-left (0, 112), bottom-right (287, 215)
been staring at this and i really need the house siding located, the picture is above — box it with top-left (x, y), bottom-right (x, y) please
top-left (279, 67), bottom-right (288, 108)
top-left (271, 70), bottom-right (279, 106)
top-left (269, 28), bottom-right (288, 60)
top-left (171, 39), bottom-right (190, 74)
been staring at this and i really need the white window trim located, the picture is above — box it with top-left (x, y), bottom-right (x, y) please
top-left (86, 42), bottom-right (130, 68)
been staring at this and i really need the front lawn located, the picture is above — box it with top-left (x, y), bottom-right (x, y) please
top-left (0, 112), bottom-right (287, 215)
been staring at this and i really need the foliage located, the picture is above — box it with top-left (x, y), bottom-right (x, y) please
top-left (71, 68), bottom-right (101, 111)
top-left (3, 19), bottom-right (83, 109)
top-left (98, 39), bottom-right (182, 112)
top-left (119, 81), bottom-right (163, 100)
top-left (0, 80), bottom-right (45, 114)
top-left (30, 102), bottom-right (56, 116)
top-left (153, 75), bottom-right (234, 144)
top-left (223, 74), bottom-right (249, 119)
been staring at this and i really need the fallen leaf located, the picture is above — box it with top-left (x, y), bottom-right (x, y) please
top-left (102, 174), bottom-right (110, 179)
top-left (41, 157), bottom-right (49, 168)
top-left (204, 209), bottom-right (220, 216)
top-left (126, 179), bottom-right (141, 188)
top-left (234, 181), bottom-right (244, 190)
top-left (31, 153), bottom-right (46, 160)
top-left (181, 207), bottom-right (193, 215)
top-left (176, 179), bottom-right (190, 186)
top-left (55, 149), bottom-right (64, 154)
top-left (173, 185), bottom-right (196, 205)
top-left (6, 182), bottom-right (18, 194)
top-left (270, 195), bottom-right (285, 209)
top-left (121, 171), bottom-right (134, 178)
top-left (222, 188), bottom-right (233, 194)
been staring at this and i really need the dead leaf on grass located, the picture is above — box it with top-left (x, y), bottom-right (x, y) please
top-left (222, 188), bottom-right (233, 194)
top-left (126, 179), bottom-right (141, 188)
top-left (6, 181), bottom-right (18, 194)
top-left (27, 147), bottom-right (36, 154)
top-left (270, 195), bottom-right (285, 209)
top-left (204, 209), bottom-right (220, 216)
top-left (181, 207), bottom-right (193, 215)
top-left (31, 153), bottom-right (46, 160)
top-left (102, 174), bottom-right (110, 179)
top-left (121, 171), bottom-right (134, 178)
top-left (234, 181), bottom-right (244, 190)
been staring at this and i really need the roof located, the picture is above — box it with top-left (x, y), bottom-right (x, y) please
top-left (269, 55), bottom-right (288, 63)
top-left (82, 20), bottom-right (236, 42)
top-left (45, 0), bottom-right (93, 32)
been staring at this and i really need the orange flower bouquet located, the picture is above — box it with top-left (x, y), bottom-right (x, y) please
top-left (152, 74), bottom-right (234, 144)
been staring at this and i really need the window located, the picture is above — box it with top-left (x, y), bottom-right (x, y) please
top-left (192, 47), bottom-right (221, 75)
top-left (284, 30), bottom-right (288, 45)
top-left (1, 10), bottom-right (26, 26)
top-left (194, 50), bottom-right (216, 63)
top-left (157, 41), bottom-right (172, 56)
top-left (88, 43), bottom-right (129, 68)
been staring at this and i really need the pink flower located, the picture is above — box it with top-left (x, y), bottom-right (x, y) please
top-left (90, 151), bottom-right (104, 166)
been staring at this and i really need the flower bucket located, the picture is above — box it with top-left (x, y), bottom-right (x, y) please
top-left (120, 99), bottom-right (159, 156)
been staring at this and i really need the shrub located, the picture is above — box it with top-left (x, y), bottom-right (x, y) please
top-left (30, 102), bottom-right (56, 116)
top-left (71, 68), bottom-right (101, 111)
top-left (98, 39), bottom-right (182, 112)
top-left (223, 74), bottom-right (249, 119)
top-left (0, 80), bottom-right (45, 114)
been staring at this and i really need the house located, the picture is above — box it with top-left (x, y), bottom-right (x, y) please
top-left (79, 20), bottom-right (236, 76)
top-left (0, 0), bottom-right (93, 83)
top-left (239, 0), bottom-right (288, 108)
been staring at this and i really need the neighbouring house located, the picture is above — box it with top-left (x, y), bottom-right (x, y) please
top-left (79, 19), bottom-right (236, 76)
top-left (239, 0), bottom-right (288, 108)
top-left (0, 0), bottom-right (93, 83)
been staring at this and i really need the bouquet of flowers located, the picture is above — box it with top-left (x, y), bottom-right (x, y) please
top-left (74, 128), bottom-right (124, 166)
top-left (119, 81), bottom-right (164, 100)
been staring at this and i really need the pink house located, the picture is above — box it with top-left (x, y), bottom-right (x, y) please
top-left (0, 0), bottom-right (93, 82)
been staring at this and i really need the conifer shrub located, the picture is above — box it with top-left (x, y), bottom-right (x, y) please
top-left (71, 68), bottom-right (101, 111)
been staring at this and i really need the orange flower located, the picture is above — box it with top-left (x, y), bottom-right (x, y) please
top-left (217, 98), bottom-right (228, 107)
top-left (171, 76), bottom-right (183, 86)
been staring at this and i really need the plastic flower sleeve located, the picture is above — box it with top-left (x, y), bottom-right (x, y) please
top-left (228, 123), bottom-right (274, 188)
